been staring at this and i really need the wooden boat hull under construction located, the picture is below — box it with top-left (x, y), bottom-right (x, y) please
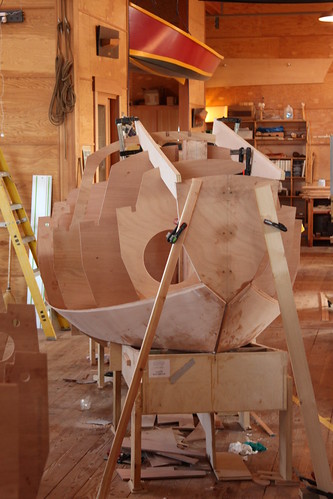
top-left (37, 120), bottom-right (301, 352)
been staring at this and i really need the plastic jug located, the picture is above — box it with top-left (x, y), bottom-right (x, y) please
top-left (284, 104), bottom-right (293, 119)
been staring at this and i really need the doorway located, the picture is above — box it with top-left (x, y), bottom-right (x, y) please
top-left (93, 77), bottom-right (120, 181)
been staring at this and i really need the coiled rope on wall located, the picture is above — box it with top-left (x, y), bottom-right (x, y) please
top-left (49, 0), bottom-right (76, 126)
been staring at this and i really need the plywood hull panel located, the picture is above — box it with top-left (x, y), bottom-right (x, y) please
top-left (54, 284), bottom-right (225, 352)
top-left (37, 120), bottom-right (301, 353)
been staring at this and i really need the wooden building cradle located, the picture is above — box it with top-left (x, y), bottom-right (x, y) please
top-left (37, 119), bottom-right (301, 352)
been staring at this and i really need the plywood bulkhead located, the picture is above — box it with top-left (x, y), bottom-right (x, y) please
top-left (38, 122), bottom-right (301, 353)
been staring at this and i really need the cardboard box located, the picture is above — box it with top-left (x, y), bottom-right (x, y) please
top-left (144, 89), bottom-right (159, 106)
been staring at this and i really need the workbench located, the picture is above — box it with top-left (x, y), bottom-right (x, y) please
top-left (301, 186), bottom-right (332, 246)
top-left (110, 343), bottom-right (292, 491)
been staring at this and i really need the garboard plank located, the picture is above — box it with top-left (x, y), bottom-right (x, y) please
top-left (53, 283), bottom-right (224, 352)
top-left (216, 283), bottom-right (280, 352)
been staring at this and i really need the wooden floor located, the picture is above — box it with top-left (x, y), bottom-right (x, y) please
top-left (37, 246), bottom-right (333, 498)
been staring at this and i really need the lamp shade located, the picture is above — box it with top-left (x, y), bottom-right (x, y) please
top-left (319, 11), bottom-right (333, 22)
top-left (205, 106), bottom-right (228, 123)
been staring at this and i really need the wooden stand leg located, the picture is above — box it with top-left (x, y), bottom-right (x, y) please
top-left (109, 342), bottom-right (123, 429)
top-left (129, 387), bottom-right (144, 493)
top-left (97, 342), bottom-right (105, 389)
top-left (89, 338), bottom-right (97, 366)
top-left (113, 370), bottom-right (121, 429)
top-left (239, 411), bottom-right (251, 430)
top-left (279, 375), bottom-right (293, 480)
top-left (256, 184), bottom-right (333, 493)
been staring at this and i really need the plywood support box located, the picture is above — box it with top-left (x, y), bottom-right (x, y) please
top-left (120, 344), bottom-right (292, 490)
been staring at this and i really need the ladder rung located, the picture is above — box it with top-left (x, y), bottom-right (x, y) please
top-left (0, 217), bottom-right (28, 228)
top-left (10, 203), bottom-right (22, 210)
top-left (22, 235), bottom-right (36, 244)
top-left (16, 217), bottom-right (27, 225)
top-left (33, 268), bottom-right (40, 277)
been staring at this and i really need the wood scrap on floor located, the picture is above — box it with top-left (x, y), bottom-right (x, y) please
top-left (141, 414), bottom-right (156, 428)
top-left (213, 452), bottom-right (252, 481)
top-left (250, 411), bottom-right (276, 437)
top-left (122, 427), bottom-right (206, 458)
top-left (157, 413), bottom-right (194, 428)
top-left (117, 466), bottom-right (207, 480)
top-left (183, 422), bottom-right (206, 443)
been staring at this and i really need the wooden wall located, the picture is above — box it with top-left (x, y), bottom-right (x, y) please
top-left (1, 1), bottom-right (58, 302)
top-left (73, 0), bottom-right (129, 168)
top-left (0, 0), bottom-right (129, 303)
top-left (205, 2), bottom-right (333, 183)
top-left (186, 0), bottom-right (206, 132)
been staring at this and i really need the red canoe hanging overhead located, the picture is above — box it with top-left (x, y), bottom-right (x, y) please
top-left (129, 3), bottom-right (223, 82)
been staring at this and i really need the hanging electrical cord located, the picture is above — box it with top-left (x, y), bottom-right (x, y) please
top-left (49, 0), bottom-right (76, 126)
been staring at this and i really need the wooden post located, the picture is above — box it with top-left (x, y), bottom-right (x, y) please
top-left (109, 342), bottom-right (122, 429)
top-left (255, 184), bottom-right (333, 493)
top-left (279, 375), bottom-right (293, 480)
top-left (129, 387), bottom-right (144, 492)
top-left (97, 342), bottom-right (105, 389)
top-left (96, 179), bottom-right (202, 498)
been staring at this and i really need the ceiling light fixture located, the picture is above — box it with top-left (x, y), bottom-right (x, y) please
top-left (319, 11), bottom-right (333, 22)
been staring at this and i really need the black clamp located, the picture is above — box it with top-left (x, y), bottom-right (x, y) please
top-left (295, 470), bottom-right (333, 498)
top-left (263, 219), bottom-right (287, 232)
top-left (166, 222), bottom-right (187, 244)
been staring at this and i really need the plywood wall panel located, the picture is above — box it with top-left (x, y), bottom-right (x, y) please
top-left (77, 12), bottom-right (127, 82)
top-left (219, 3), bottom-right (333, 16)
top-left (77, 78), bottom-right (94, 149)
top-left (0, 145), bottom-right (60, 207)
top-left (3, 77), bottom-right (58, 145)
top-left (208, 36), bottom-right (333, 60)
top-left (206, 13), bottom-right (333, 40)
top-left (3, 11), bottom-right (55, 75)
top-left (79, 0), bottom-right (128, 31)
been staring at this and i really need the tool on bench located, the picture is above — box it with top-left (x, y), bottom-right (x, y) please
top-left (116, 116), bottom-right (142, 159)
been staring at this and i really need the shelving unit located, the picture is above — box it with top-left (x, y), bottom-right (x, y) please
top-left (253, 119), bottom-right (308, 224)
top-left (301, 187), bottom-right (332, 246)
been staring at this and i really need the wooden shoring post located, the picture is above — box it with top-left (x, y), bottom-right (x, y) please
top-left (96, 178), bottom-right (202, 498)
top-left (255, 184), bottom-right (333, 494)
